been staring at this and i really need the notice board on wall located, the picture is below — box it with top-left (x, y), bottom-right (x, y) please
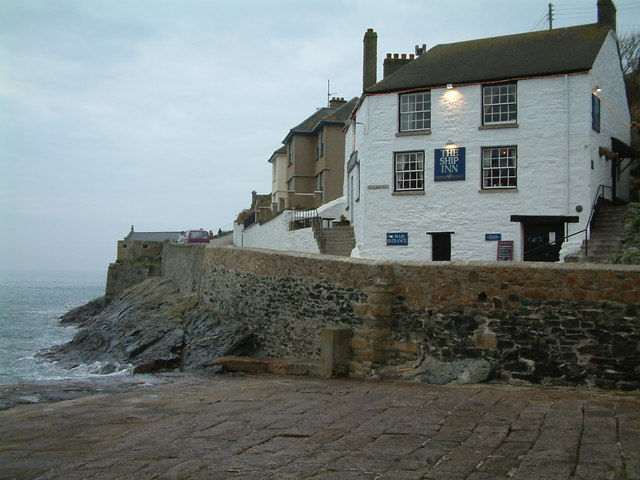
top-left (497, 240), bottom-right (514, 261)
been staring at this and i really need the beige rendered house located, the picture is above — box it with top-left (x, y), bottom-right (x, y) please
top-left (279, 97), bottom-right (358, 210)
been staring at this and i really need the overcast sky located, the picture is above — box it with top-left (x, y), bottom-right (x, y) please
top-left (1, 0), bottom-right (639, 274)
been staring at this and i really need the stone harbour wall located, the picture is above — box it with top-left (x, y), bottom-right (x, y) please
top-left (162, 243), bottom-right (640, 389)
top-left (105, 263), bottom-right (153, 300)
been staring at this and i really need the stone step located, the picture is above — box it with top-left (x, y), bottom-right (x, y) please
top-left (564, 204), bottom-right (628, 264)
top-left (317, 225), bottom-right (355, 256)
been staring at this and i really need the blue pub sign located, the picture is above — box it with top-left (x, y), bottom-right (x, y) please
top-left (386, 232), bottom-right (408, 246)
top-left (434, 147), bottom-right (465, 181)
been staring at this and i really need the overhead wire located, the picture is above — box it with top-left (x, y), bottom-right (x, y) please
top-left (529, 13), bottom-right (549, 32)
top-left (534, 2), bottom-right (640, 31)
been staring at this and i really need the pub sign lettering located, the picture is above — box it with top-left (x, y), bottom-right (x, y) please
top-left (434, 147), bottom-right (465, 181)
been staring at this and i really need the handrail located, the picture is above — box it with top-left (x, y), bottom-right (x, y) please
top-left (312, 217), bottom-right (327, 253)
top-left (522, 185), bottom-right (613, 259)
top-left (582, 184), bottom-right (613, 257)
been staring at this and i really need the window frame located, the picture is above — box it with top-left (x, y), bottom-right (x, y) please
top-left (316, 128), bottom-right (325, 159)
top-left (481, 146), bottom-right (518, 190)
top-left (315, 171), bottom-right (324, 202)
top-left (399, 91), bottom-right (431, 133)
top-left (592, 93), bottom-right (601, 133)
top-left (288, 141), bottom-right (294, 166)
top-left (394, 150), bottom-right (425, 192)
top-left (482, 82), bottom-right (517, 126)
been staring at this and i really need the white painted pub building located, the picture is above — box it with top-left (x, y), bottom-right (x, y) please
top-left (345, 1), bottom-right (632, 262)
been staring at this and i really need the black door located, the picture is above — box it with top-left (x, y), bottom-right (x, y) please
top-left (523, 222), bottom-right (564, 262)
top-left (431, 233), bottom-right (452, 261)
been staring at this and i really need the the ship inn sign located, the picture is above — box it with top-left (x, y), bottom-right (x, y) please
top-left (434, 147), bottom-right (465, 181)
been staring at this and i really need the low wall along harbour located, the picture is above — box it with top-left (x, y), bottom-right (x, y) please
top-left (162, 243), bottom-right (640, 389)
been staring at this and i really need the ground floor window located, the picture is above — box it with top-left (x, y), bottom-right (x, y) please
top-left (394, 151), bottom-right (424, 191)
top-left (482, 146), bottom-right (517, 189)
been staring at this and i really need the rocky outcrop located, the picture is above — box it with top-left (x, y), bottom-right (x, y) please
top-left (41, 277), bottom-right (254, 374)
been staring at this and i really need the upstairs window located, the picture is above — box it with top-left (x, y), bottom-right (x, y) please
top-left (315, 171), bottom-right (324, 202)
top-left (592, 94), bottom-right (601, 133)
top-left (483, 83), bottom-right (517, 125)
top-left (400, 91), bottom-right (431, 132)
top-left (482, 146), bottom-right (517, 189)
top-left (316, 128), bottom-right (325, 159)
top-left (394, 151), bottom-right (424, 191)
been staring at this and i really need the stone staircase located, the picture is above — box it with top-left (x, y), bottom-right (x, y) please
top-left (565, 204), bottom-right (628, 263)
top-left (314, 224), bottom-right (355, 256)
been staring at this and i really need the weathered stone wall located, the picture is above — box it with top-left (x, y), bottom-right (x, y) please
top-left (105, 263), bottom-right (151, 299)
top-left (390, 262), bottom-right (639, 389)
top-left (161, 243), bottom-right (206, 295)
top-left (162, 243), bottom-right (640, 389)
top-left (117, 240), bottom-right (163, 263)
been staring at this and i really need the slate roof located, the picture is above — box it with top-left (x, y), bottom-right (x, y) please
top-left (268, 145), bottom-right (287, 163)
top-left (283, 97), bottom-right (359, 143)
top-left (366, 24), bottom-right (611, 94)
top-left (124, 231), bottom-right (183, 242)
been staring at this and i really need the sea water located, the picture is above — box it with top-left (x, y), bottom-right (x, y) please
top-left (0, 270), bottom-right (112, 385)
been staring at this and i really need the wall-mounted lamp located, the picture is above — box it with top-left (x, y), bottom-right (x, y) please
top-left (445, 140), bottom-right (457, 148)
top-left (594, 86), bottom-right (602, 94)
top-left (446, 83), bottom-right (454, 89)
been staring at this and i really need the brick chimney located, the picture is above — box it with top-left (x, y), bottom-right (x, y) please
top-left (363, 28), bottom-right (377, 91)
top-left (329, 97), bottom-right (347, 109)
top-left (597, 0), bottom-right (616, 31)
top-left (383, 53), bottom-right (415, 79)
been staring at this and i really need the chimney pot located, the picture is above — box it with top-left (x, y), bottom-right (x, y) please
top-left (329, 97), bottom-right (347, 109)
top-left (383, 52), bottom-right (416, 78)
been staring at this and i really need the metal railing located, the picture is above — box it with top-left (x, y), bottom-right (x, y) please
top-left (288, 208), bottom-right (326, 253)
top-left (243, 211), bottom-right (256, 228)
top-left (289, 208), bottom-right (317, 231)
top-left (582, 185), bottom-right (613, 257)
top-left (522, 184), bottom-right (613, 259)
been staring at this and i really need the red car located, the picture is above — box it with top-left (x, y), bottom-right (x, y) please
top-left (178, 230), bottom-right (210, 244)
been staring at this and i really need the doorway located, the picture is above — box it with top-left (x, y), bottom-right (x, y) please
top-left (428, 232), bottom-right (453, 261)
top-left (522, 222), bottom-right (564, 262)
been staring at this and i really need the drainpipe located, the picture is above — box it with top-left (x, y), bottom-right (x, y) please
top-left (565, 75), bottom-right (571, 217)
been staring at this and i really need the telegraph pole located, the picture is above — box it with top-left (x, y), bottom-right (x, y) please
top-left (548, 3), bottom-right (554, 30)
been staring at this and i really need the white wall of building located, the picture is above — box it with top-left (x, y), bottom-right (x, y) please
top-left (347, 36), bottom-right (629, 262)
top-left (270, 152), bottom-right (288, 209)
top-left (233, 211), bottom-right (320, 254)
top-left (589, 31), bottom-right (632, 202)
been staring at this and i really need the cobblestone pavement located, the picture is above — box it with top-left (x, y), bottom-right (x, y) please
top-left (1, 374), bottom-right (638, 480)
